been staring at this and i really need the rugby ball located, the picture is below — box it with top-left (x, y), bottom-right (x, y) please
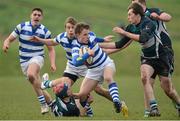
top-left (79, 47), bottom-right (93, 65)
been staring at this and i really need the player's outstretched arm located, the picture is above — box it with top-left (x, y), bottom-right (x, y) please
top-left (113, 27), bottom-right (140, 41)
top-left (103, 35), bottom-right (114, 42)
top-left (99, 42), bottom-right (116, 49)
top-left (101, 39), bottom-right (132, 55)
top-left (31, 36), bottom-right (58, 46)
top-left (102, 48), bottom-right (121, 55)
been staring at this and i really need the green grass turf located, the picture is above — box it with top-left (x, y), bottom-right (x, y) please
top-left (0, 75), bottom-right (179, 120)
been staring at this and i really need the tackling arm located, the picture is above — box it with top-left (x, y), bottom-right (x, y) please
top-left (102, 48), bottom-right (122, 55)
top-left (113, 26), bottom-right (140, 41)
top-left (120, 30), bottom-right (140, 42)
top-left (99, 42), bottom-right (116, 49)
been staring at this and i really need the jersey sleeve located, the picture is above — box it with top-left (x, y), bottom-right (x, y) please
top-left (115, 37), bottom-right (131, 49)
top-left (115, 24), bottom-right (136, 48)
top-left (94, 37), bottom-right (104, 42)
top-left (89, 31), bottom-right (104, 42)
top-left (150, 8), bottom-right (162, 15)
top-left (11, 24), bottom-right (21, 38)
top-left (89, 31), bottom-right (96, 37)
top-left (71, 42), bottom-right (89, 66)
top-left (53, 33), bottom-right (63, 44)
top-left (45, 30), bottom-right (51, 39)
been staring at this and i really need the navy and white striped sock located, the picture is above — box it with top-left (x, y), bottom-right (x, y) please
top-left (43, 80), bottom-right (52, 88)
top-left (108, 82), bottom-right (120, 103)
top-left (80, 100), bottom-right (93, 117)
top-left (85, 103), bottom-right (93, 117)
top-left (38, 95), bottom-right (46, 105)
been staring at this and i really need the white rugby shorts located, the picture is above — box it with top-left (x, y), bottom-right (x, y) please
top-left (85, 57), bottom-right (116, 84)
top-left (20, 56), bottom-right (44, 76)
top-left (64, 62), bottom-right (88, 78)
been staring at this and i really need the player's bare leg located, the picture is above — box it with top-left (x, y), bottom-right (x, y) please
top-left (27, 63), bottom-right (50, 114)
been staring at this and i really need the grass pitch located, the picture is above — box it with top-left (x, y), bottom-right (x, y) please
top-left (0, 75), bottom-right (179, 120)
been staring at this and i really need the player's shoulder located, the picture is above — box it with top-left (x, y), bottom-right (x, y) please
top-left (89, 31), bottom-right (96, 36)
top-left (142, 16), bottom-right (156, 26)
top-left (126, 24), bottom-right (136, 33)
top-left (55, 32), bottom-right (70, 42)
top-left (16, 21), bottom-right (29, 28)
top-left (39, 24), bottom-right (50, 33)
top-left (88, 31), bottom-right (96, 42)
top-left (55, 32), bottom-right (66, 39)
top-left (148, 7), bottom-right (161, 14)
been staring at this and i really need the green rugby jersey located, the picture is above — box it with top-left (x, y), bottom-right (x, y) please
top-left (115, 16), bottom-right (166, 58)
top-left (51, 96), bottom-right (80, 116)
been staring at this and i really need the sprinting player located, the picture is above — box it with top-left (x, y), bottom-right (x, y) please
top-left (100, 2), bottom-right (180, 117)
top-left (131, 0), bottom-right (179, 117)
top-left (2, 8), bottom-right (56, 114)
top-left (71, 22), bottom-right (128, 117)
top-left (31, 17), bottom-right (116, 116)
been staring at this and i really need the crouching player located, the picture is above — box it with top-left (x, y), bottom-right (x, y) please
top-left (50, 82), bottom-right (91, 117)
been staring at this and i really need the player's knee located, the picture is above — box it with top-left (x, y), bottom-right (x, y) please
top-left (27, 74), bottom-right (35, 81)
top-left (141, 75), bottom-right (149, 85)
top-left (27, 73), bottom-right (37, 84)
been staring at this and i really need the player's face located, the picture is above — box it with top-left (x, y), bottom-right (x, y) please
top-left (30, 10), bottom-right (43, 26)
top-left (127, 9), bottom-right (140, 25)
top-left (65, 23), bottom-right (75, 39)
top-left (77, 29), bottom-right (89, 44)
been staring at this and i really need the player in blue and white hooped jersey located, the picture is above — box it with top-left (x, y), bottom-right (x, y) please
top-left (3, 8), bottom-right (56, 114)
top-left (31, 17), bottom-right (87, 87)
top-left (71, 22), bottom-right (125, 113)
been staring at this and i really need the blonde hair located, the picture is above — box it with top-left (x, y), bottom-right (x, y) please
top-left (64, 17), bottom-right (77, 27)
